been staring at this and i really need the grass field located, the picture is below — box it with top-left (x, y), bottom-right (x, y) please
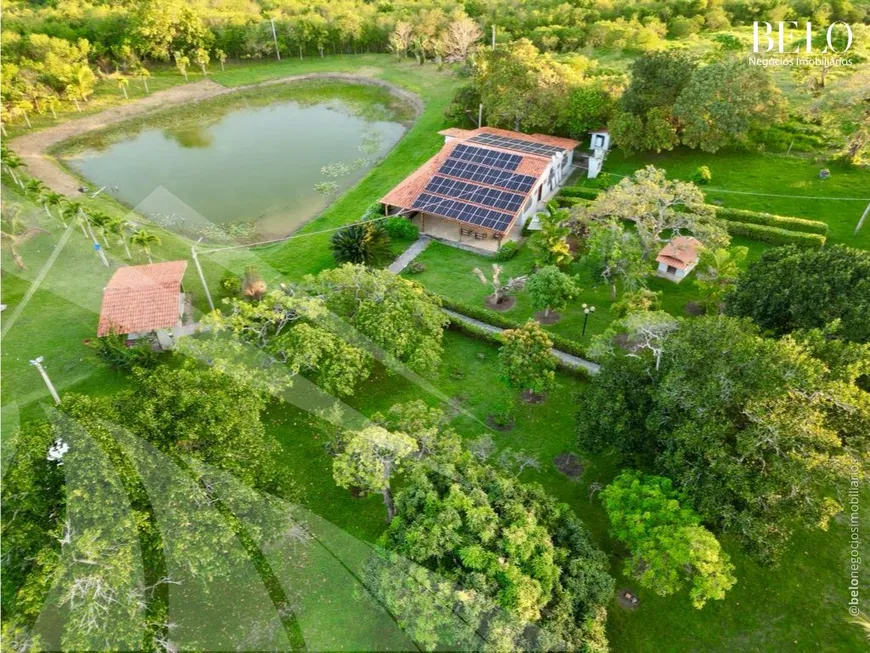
top-left (3, 54), bottom-right (869, 651)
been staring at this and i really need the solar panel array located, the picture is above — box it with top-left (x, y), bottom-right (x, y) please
top-left (450, 143), bottom-right (522, 170)
top-left (439, 159), bottom-right (537, 193)
top-left (425, 176), bottom-right (525, 213)
top-left (413, 193), bottom-right (514, 232)
top-left (469, 133), bottom-right (566, 158)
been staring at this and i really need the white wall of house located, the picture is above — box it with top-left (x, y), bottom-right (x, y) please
top-left (657, 261), bottom-right (698, 282)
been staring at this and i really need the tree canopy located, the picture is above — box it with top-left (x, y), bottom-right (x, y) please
top-left (578, 316), bottom-right (866, 562)
top-left (725, 245), bottom-right (870, 343)
top-left (369, 454), bottom-right (613, 651)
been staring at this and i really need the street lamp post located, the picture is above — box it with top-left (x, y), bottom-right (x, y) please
top-left (29, 356), bottom-right (61, 405)
top-left (581, 303), bottom-right (596, 336)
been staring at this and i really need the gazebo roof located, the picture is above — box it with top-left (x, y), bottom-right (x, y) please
top-left (656, 236), bottom-right (702, 270)
top-left (97, 261), bottom-right (187, 336)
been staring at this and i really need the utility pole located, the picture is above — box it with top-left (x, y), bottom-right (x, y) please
top-left (492, 25), bottom-right (496, 49)
top-left (191, 240), bottom-right (215, 312)
top-left (30, 356), bottom-right (61, 405)
top-left (478, 103), bottom-right (483, 129)
top-left (855, 201), bottom-right (870, 235)
top-left (270, 18), bottom-right (281, 61)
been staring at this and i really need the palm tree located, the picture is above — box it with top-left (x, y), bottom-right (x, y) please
top-left (11, 99), bottom-right (33, 128)
top-left (1, 209), bottom-right (47, 270)
top-left (67, 63), bottom-right (96, 103)
top-left (23, 178), bottom-right (47, 201)
top-left (129, 228), bottom-right (160, 263)
top-left (62, 201), bottom-right (88, 237)
top-left (134, 64), bottom-right (151, 93)
top-left (112, 73), bottom-right (130, 99)
top-left (106, 217), bottom-right (133, 259)
top-left (87, 210), bottom-right (113, 247)
top-left (1, 147), bottom-right (25, 187)
top-left (41, 190), bottom-right (65, 224)
top-left (330, 222), bottom-right (393, 267)
top-left (173, 51), bottom-right (190, 81)
top-left (44, 93), bottom-right (62, 120)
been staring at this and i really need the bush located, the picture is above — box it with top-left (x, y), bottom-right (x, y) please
top-left (558, 186), bottom-right (602, 200)
top-left (722, 220), bottom-right (826, 248)
top-left (219, 270), bottom-right (241, 296)
top-left (89, 332), bottom-right (158, 371)
top-left (331, 222), bottom-right (393, 267)
top-left (713, 206), bottom-right (828, 235)
top-left (692, 166), bottom-right (712, 185)
top-left (493, 240), bottom-right (519, 261)
top-left (407, 261), bottom-right (426, 274)
top-left (383, 216), bottom-right (419, 240)
top-left (554, 195), bottom-right (589, 208)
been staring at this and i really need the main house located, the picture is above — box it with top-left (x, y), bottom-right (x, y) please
top-left (380, 127), bottom-right (583, 254)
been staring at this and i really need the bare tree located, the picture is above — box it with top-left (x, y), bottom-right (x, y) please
top-left (444, 16), bottom-right (483, 62)
top-left (473, 264), bottom-right (527, 306)
top-left (388, 22), bottom-right (414, 60)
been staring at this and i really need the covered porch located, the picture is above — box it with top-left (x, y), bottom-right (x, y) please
top-left (408, 212), bottom-right (523, 254)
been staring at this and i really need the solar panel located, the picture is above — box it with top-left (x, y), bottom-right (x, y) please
top-left (439, 159), bottom-right (537, 193)
top-left (469, 133), bottom-right (566, 158)
top-left (425, 176), bottom-right (525, 213)
top-left (412, 193), bottom-right (514, 232)
top-left (450, 143), bottom-right (522, 171)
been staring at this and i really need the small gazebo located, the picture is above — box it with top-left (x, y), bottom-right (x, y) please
top-left (97, 261), bottom-right (188, 349)
top-left (656, 236), bottom-right (702, 283)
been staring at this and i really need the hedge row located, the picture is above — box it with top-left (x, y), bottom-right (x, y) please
top-left (722, 220), bottom-right (827, 248)
top-left (558, 186), bottom-right (601, 200)
top-left (445, 319), bottom-right (590, 378)
top-left (554, 196), bottom-right (591, 208)
top-left (712, 206), bottom-right (828, 235)
top-left (438, 295), bottom-right (591, 360)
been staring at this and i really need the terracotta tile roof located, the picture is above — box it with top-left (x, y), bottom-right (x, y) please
top-left (656, 237), bottom-right (702, 270)
top-left (438, 127), bottom-right (473, 139)
top-left (382, 129), bottom-right (564, 234)
top-left (97, 261), bottom-right (187, 337)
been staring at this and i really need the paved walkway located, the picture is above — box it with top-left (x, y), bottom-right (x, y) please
top-left (442, 309), bottom-right (601, 375)
top-left (388, 236), bottom-right (431, 273)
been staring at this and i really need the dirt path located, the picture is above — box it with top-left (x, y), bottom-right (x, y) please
top-left (8, 73), bottom-right (423, 196)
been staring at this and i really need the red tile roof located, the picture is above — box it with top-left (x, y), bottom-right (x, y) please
top-left (656, 237), bottom-right (702, 270)
top-left (384, 128), bottom-right (576, 234)
top-left (97, 261), bottom-right (187, 337)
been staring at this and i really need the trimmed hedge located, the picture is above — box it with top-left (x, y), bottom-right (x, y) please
top-left (723, 220), bottom-right (826, 248)
top-left (438, 296), bottom-right (592, 360)
top-left (554, 196), bottom-right (590, 208)
top-left (712, 206), bottom-right (827, 235)
top-left (558, 186), bottom-right (601, 200)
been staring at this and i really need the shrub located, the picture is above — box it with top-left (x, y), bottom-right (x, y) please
top-left (493, 240), bottom-right (519, 261)
top-left (407, 261), bottom-right (426, 274)
top-left (722, 220), bottom-right (826, 248)
top-left (331, 222), bottom-right (393, 267)
top-left (219, 270), bottom-right (241, 296)
top-left (554, 195), bottom-right (588, 208)
top-left (692, 165), bottom-right (712, 185)
top-left (559, 186), bottom-right (601, 200)
top-left (383, 216), bottom-right (419, 240)
top-left (89, 332), bottom-right (158, 371)
top-left (713, 206), bottom-right (828, 235)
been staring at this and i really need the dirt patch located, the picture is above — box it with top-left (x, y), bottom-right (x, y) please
top-left (616, 589), bottom-right (640, 611)
top-left (486, 414), bottom-right (515, 432)
top-left (521, 389), bottom-right (546, 404)
top-left (9, 73), bottom-right (423, 196)
top-left (535, 310), bottom-right (561, 325)
top-left (485, 295), bottom-right (516, 312)
top-left (684, 301), bottom-right (705, 316)
top-left (553, 452), bottom-right (584, 478)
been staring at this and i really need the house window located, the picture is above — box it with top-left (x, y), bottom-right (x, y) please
top-left (667, 265), bottom-right (677, 275)
top-left (537, 185), bottom-right (543, 201)
top-left (594, 134), bottom-right (605, 148)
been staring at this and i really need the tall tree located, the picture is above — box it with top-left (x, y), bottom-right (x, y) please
top-left (581, 218), bottom-right (648, 300)
top-left (367, 454), bottom-right (613, 651)
top-left (725, 245), bottom-right (870, 343)
top-left (578, 166), bottom-right (728, 257)
top-left (674, 58), bottom-right (785, 152)
top-left (499, 320), bottom-right (556, 397)
top-left (693, 245), bottom-right (748, 314)
top-left (526, 265), bottom-right (578, 319)
top-left (530, 202), bottom-right (573, 267)
top-left (128, 228), bottom-right (160, 263)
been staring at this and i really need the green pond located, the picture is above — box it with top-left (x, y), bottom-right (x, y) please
top-left (62, 86), bottom-right (409, 240)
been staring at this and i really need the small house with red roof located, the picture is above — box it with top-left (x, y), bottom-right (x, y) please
top-left (380, 127), bottom-right (580, 253)
top-left (97, 261), bottom-right (189, 349)
top-left (656, 236), bottom-right (702, 282)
